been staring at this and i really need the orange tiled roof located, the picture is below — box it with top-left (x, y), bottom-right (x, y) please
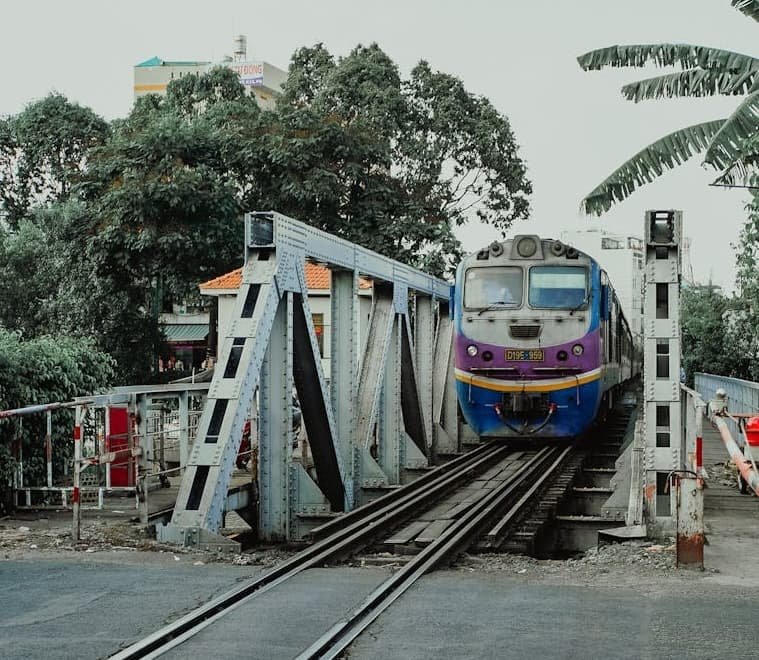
top-left (200, 263), bottom-right (371, 291)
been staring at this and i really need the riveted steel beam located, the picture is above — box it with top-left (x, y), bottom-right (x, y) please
top-left (400, 314), bottom-right (429, 457)
top-left (247, 212), bottom-right (450, 301)
top-left (330, 269), bottom-right (359, 503)
top-left (414, 295), bottom-right (435, 449)
top-left (161, 211), bottom-right (452, 545)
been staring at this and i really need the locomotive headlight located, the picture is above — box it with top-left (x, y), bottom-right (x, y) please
top-left (572, 344), bottom-right (584, 356)
top-left (516, 236), bottom-right (538, 258)
top-left (466, 344), bottom-right (479, 357)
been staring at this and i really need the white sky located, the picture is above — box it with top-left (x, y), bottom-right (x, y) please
top-left (1, 0), bottom-right (755, 290)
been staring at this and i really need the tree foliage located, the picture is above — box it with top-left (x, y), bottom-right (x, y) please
top-left (0, 94), bottom-right (110, 227)
top-left (0, 329), bottom-right (113, 511)
top-left (577, 1), bottom-right (759, 214)
top-left (269, 45), bottom-right (531, 272)
top-left (0, 45), bottom-right (531, 385)
top-left (680, 286), bottom-right (749, 384)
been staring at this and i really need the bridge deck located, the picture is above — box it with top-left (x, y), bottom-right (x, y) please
top-left (702, 421), bottom-right (759, 577)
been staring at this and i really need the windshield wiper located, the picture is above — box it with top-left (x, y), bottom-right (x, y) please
top-left (477, 302), bottom-right (514, 316)
top-left (568, 297), bottom-right (588, 315)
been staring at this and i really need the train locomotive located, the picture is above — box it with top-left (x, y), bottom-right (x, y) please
top-left (453, 235), bottom-right (635, 439)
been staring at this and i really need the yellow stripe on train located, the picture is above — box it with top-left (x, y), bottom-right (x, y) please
top-left (454, 367), bottom-right (603, 393)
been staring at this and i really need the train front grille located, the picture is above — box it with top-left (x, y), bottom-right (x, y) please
top-left (509, 324), bottom-right (541, 339)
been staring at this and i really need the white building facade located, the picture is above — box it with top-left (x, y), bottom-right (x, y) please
top-left (134, 36), bottom-right (286, 109)
top-left (560, 228), bottom-right (644, 338)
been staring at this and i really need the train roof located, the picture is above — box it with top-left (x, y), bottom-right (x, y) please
top-left (468, 235), bottom-right (592, 263)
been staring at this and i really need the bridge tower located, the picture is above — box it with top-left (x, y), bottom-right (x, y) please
top-left (642, 210), bottom-right (682, 529)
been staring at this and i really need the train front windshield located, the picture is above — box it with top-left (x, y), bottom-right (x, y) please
top-left (528, 266), bottom-right (587, 309)
top-left (464, 267), bottom-right (523, 309)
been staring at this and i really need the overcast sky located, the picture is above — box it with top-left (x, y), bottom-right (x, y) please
top-left (1, 0), bottom-right (754, 290)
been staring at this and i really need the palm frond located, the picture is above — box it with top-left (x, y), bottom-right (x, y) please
top-left (712, 159), bottom-right (750, 187)
top-left (581, 120), bottom-right (726, 215)
top-left (578, 44), bottom-right (758, 73)
top-left (714, 133), bottom-right (759, 185)
top-left (622, 67), bottom-right (759, 102)
top-left (704, 91), bottom-right (759, 169)
top-left (732, 0), bottom-right (759, 23)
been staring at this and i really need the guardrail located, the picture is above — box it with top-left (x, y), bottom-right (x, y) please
top-left (680, 384), bottom-right (707, 475)
top-left (695, 373), bottom-right (759, 439)
top-left (695, 372), bottom-right (759, 497)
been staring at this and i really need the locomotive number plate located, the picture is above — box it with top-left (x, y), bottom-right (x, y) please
top-left (505, 349), bottom-right (544, 361)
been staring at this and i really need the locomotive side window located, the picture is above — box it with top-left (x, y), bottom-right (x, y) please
top-left (528, 266), bottom-right (587, 309)
top-left (463, 267), bottom-right (523, 309)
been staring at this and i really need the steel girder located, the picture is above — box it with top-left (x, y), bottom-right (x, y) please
top-left (160, 211), bottom-right (456, 545)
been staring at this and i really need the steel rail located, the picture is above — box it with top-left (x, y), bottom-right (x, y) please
top-left (296, 444), bottom-right (572, 660)
top-left (308, 441), bottom-right (502, 540)
top-left (109, 442), bottom-right (510, 659)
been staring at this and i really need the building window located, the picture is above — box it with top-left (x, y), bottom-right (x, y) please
top-left (601, 237), bottom-right (622, 249)
top-left (312, 313), bottom-right (325, 355)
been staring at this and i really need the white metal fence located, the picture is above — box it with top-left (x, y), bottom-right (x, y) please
top-left (695, 372), bottom-right (759, 440)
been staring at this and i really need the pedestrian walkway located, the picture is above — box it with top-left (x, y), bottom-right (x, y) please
top-left (702, 421), bottom-right (759, 581)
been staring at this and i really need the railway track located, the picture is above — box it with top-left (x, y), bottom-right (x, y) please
top-left (110, 441), bottom-right (573, 659)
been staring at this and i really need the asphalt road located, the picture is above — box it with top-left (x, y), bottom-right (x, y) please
top-left (0, 556), bottom-right (258, 660)
top-left (3, 556), bottom-right (758, 660)
top-left (349, 571), bottom-right (757, 660)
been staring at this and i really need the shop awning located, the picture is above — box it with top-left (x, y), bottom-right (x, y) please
top-left (163, 324), bottom-right (209, 342)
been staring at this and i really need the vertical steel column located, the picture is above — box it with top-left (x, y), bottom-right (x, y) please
top-left (178, 390), bottom-right (189, 473)
top-left (258, 296), bottom-right (292, 541)
top-left (378, 316), bottom-right (402, 484)
top-left (356, 285), bottom-right (396, 452)
top-left (330, 269), bottom-right (359, 504)
top-left (414, 295), bottom-right (435, 450)
top-left (432, 304), bottom-right (459, 454)
top-left (642, 210), bottom-right (682, 528)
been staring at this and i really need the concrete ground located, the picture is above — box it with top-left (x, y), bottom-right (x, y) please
top-left (2, 420), bottom-right (759, 659)
top-left (701, 421), bottom-right (759, 585)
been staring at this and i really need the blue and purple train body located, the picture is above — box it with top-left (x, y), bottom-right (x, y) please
top-left (453, 235), bottom-right (636, 439)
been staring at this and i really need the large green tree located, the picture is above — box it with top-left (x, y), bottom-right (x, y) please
top-left (728, 201), bottom-right (759, 380)
top-left (0, 94), bottom-right (110, 228)
top-left (680, 285), bottom-right (750, 384)
top-left (0, 48), bottom-right (531, 381)
top-left (578, 0), bottom-right (759, 214)
top-left (268, 44), bottom-right (531, 272)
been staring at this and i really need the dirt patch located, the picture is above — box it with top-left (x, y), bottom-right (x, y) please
top-left (0, 511), bottom-right (717, 591)
top-left (0, 511), bottom-right (294, 567)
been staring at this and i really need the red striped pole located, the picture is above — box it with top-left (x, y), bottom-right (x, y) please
top-left (72, 406), bottom-right (82, 544)
top-left (695, 435), bottom-right (703, 473)
top-left (714, 416), bottom-right (759, 496)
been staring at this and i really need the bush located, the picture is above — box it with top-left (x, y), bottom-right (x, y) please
top-left (0, 330), bottom-right (114, 512)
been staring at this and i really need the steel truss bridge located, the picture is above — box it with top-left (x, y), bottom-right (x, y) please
top-left (158, 211), bottom-right (458, 546)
